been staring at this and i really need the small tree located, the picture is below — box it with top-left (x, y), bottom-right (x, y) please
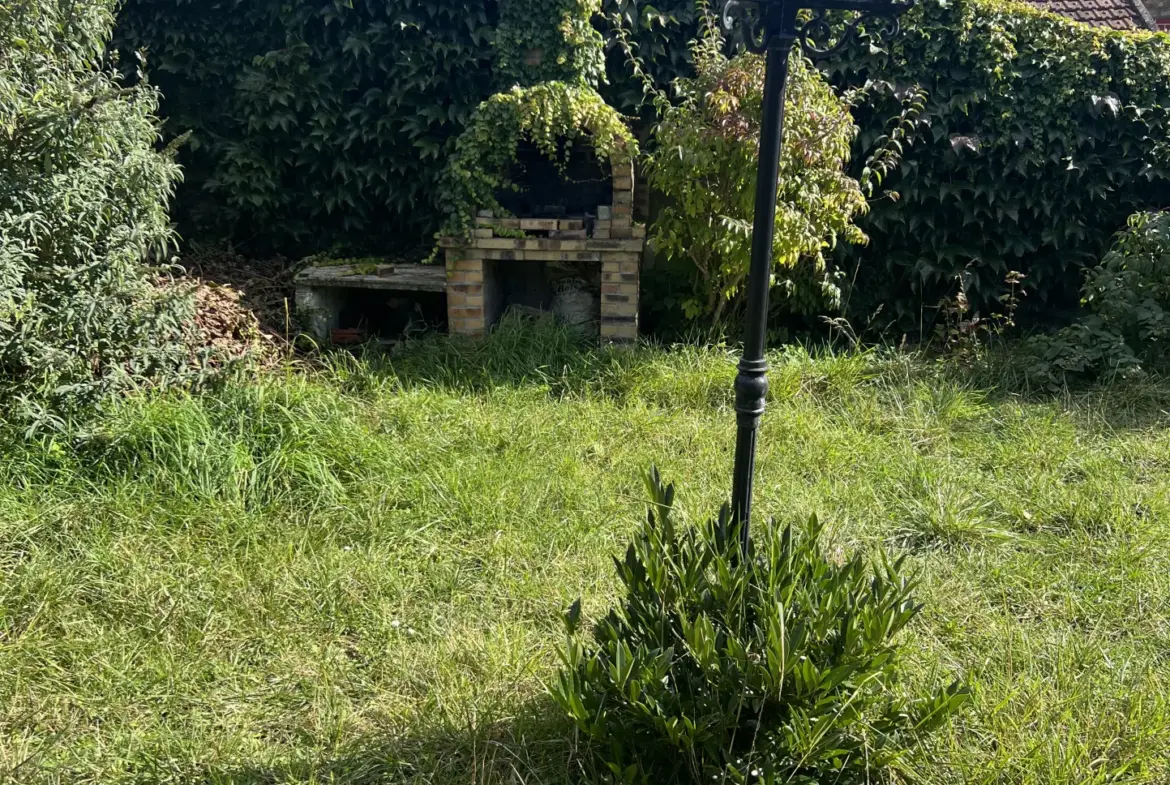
top-left (647, 27), bottom-right (867, 328)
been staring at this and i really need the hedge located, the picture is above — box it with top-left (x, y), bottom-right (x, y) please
top-left (114, 0), bottom-right (497, 254)
top-left (832, 0), bottom-right (1170, 328)
top-left (115, 0), bottom-right (1170, 331)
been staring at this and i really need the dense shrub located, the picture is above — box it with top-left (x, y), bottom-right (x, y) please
top-left (0, 0), bottom-right (210, 427)
top-left (648, 33), bottom-right (867, 327)
top-left (551, 468), bottom-right (970, 784)
top-left (1025, 212), bottom-right (1170, 386)
top-left (831, 0), bottom-right (1170, 329)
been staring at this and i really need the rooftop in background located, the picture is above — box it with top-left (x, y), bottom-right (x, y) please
top-left (1024, 0), bottom-right (1157, 29)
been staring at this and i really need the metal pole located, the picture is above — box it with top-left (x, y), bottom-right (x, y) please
top-left (731, 25), bottom-right (796, 551)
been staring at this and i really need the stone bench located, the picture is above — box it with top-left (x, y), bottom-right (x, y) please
top-left (294, 263), bottom-right (446, 342)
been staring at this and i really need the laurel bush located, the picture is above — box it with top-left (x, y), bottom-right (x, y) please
top-left (551, 468), bottom-right (970, 785)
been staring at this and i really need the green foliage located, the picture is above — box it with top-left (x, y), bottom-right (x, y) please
top-left (496, 0), bottom-right (606, 87)
top-left (1025, 212), bottom-right (1170, 386)
top-left (114, 0), bottom-right (496, 254)
top-left (598, 0), bottom-right (701, 114)
top-left (831, 0), bottom-right (1170, 328)
top-left (0, 0), bottom-right (211, 427)
top-left (438, 0), bottom-right (633, 241)
top-left (437, 82), bottom-right (636, 239)
top-left (648, 36), bottom-right (867, 326)
top-left (551, 467), bottom-right (970, 785)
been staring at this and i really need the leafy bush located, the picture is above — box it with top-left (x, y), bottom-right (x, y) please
top-left (1025, 212), bottom-right (1170, 386)
top-left (648, 32), bottom-right (867, 327)
top-left (831, 0), bottom-right (1170, 329)
top-left (551, 468), bottom-right (970, 784)
top-left (0, 0), bottom-right (211, 427)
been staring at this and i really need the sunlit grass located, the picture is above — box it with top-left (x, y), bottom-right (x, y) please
top-left (2, 317), bottom-right (1169, 783)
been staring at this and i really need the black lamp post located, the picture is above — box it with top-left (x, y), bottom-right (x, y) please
top-left (723, 0), bottom-right (912, 550)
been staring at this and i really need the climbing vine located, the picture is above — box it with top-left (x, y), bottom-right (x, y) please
top-left (437, 82), bottom-right (636, 239)
top-left (438, 0), bottom-right (635, 241)
top-left (495, 0), bottom-right (607, 87)
top-left (831, 0), bottom-right (1170, 329)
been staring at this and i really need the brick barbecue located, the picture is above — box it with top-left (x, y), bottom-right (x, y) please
top-left (441, 148), bottom-right (643, 343)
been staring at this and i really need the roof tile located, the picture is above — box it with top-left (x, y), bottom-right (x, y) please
top-left (1024, 0), bottom-right (1153, 28)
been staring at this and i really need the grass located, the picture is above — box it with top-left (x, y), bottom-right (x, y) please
top-left (2, 316), bottom-right (1170, 784)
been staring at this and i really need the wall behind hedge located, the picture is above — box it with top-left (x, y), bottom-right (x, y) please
top-left (113, 0), bottom-right (698, 256)
top-left (832, 0), bottom-right (1170, 327)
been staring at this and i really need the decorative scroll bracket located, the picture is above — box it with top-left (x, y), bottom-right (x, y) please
top-left (721, 0), bottom-right (912, 59)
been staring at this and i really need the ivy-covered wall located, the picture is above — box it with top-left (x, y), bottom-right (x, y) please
top-left (117, 0), bottom-right (1170, 333)
top-left (832, 0), bottom-right (1170, 327)
top-left (113, 0), bottom-right (695, 255)
top-left (114, 0), bottom-right (498, 254)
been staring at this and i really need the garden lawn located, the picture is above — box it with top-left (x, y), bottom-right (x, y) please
top-left (2, 321), bottom-right (1169, 784)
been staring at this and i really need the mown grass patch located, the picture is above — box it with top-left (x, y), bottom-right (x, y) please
top-left (2, 319), bottom-right (1169, 784)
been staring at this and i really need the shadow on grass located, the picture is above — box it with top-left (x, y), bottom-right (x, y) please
top-left (328, 312), bottom-right (1170, 432)
top-left (171, 696), bottom-right (585, 785)
top-left (944, 351), bottom-right (1170, 432)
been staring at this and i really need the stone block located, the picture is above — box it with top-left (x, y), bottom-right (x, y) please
top-left (478, 238), bottom-right (523, 250)
top-left (602, 271), bottom-right (639, 284)
top-left (447, 271), bottom-right (484, 287)
top-left (523, 239), bottom-right (587, 251)
top-left (603, 252), bottom-right (641, 264)
top-left (448, 258), bottom-right (485, 272)
top-left (295, 285), bottom-right (343, 343)
top-left (601, 322), bottom-right (638, 343)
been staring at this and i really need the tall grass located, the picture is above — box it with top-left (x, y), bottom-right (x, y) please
top-left (2, 318), bottom-right (1169, 783)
